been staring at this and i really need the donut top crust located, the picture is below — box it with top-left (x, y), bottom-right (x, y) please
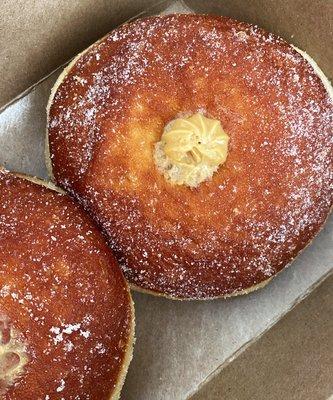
top-left (0, 170), bottom-right (134, 399)
top-left (48, 14), bottom-right (333, 299)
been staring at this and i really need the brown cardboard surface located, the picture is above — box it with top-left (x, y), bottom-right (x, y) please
top-left (0, 1), bottom-right (332, 399)
top-left (190, 273), bottom-right (333, 400)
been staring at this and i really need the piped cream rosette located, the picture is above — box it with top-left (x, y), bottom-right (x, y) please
top-left (154, 113), bottom-right (229, 188)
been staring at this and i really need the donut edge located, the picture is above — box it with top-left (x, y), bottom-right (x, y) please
top-left (130, 277), bottom-right (273, 301)
top-left (0, 166), bottom-right (136, 399)
top-left (45, 30), bottom-right (113, 181)
top-left (44, 15), bottom-right (333, 301)
top-left (111, 296), bottom-right (135, 400)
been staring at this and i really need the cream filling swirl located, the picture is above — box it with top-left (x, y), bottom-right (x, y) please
top-left (154, 113), bottom-right (229, 188)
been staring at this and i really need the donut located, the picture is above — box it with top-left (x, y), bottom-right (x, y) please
top-left (47, 14), bottom-right (333, 300)
top-left (0, 169), bottom-right (134, 399)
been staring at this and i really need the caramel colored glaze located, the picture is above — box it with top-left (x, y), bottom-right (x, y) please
top-left (47, 14), bottom-right (333, 300)
top-left (0, 170), bottom-right (133, 399)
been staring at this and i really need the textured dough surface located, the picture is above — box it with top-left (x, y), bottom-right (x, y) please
top-left (0, 169), bottom-right (134, 399)
top-left (47, 14), bottom-right (333, 299)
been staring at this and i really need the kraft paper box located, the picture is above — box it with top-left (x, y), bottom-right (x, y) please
top-left (0, 1), bottom-right (332, 399)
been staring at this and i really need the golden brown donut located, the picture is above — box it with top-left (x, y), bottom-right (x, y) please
top-left (0, 169), bottom-right (134, 399)
top-left (47, 14), bottom-right (333, 300)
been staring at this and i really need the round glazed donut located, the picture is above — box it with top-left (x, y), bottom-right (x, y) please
top-left (47, 14), bottom-right (333, 300)
top-left (0, 169), bottom-right (134, 399)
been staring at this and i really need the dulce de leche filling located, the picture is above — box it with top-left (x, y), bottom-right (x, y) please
top-left (154, 113), bottom-right (229, 188)
top-left (0, 316), bottom-right (28, 395)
